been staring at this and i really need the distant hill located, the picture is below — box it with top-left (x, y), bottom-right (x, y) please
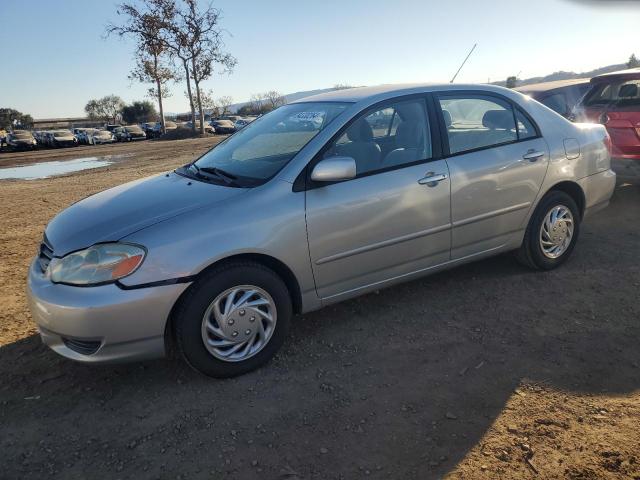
top-left (227, 87), bottom-right (341, 113)
top-left (493, 63), bottom-right (627, 88)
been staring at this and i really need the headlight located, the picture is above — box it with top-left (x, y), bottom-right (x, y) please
top-left (49, 243), bottom-right (146, 286)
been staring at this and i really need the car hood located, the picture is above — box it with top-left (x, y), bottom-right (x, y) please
top-left (45, 172), bottom-right (247, 256)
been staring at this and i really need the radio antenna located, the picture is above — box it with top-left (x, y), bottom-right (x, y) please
top-left (450, 43), bottom-right (477, 83)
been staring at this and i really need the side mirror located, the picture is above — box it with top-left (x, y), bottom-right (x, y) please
top-left (310, 156), bottom-right (357, 182)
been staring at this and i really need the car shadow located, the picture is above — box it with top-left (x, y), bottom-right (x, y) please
top-left (1, 175), bottom-right (638, 479)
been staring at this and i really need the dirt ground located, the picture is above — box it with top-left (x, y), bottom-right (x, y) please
top-left (0, 140), bottom-right (638, 480)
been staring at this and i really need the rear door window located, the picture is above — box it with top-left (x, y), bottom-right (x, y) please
top-left (438, 95), bottom-right (517, 154)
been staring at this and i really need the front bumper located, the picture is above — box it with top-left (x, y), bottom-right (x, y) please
top-left (26, 259), bottom-right (190, 364)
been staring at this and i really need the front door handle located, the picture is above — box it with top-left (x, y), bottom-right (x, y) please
top-left (418, 172), bottom-right (448, 187)
top-left (522, 150), bottom-right (545, 162)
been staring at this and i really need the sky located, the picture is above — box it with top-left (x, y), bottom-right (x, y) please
top-left (1, 0), bottom-right (638, 119)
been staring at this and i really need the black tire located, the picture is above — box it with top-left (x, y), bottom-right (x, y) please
top-left (517, 190), bottom-right (581, 270)
top-left (174, 262), bottom-right (292, 378)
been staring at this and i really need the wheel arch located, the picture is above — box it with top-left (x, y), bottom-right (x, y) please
top-left (164, 252), bottom-right (303, 355)
top-left (545, 180), bottom-right (586, 219)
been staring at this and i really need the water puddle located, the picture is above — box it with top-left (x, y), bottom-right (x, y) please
top-left (0, 155), bottom-right (125, 180)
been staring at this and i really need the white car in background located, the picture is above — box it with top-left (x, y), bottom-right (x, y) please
top-left (91, 129), bottom-right (116, 145)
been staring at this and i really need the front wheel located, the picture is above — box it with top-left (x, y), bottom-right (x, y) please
top-left (174, 262), bottom-right (292, 378)
top-left (517, 190), bottom-right (581, 270)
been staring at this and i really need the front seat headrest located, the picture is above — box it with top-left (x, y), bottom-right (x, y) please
top-left (442, 109), bottom-right (452, 128)
top-left (346, 119), bottom-right (374, 142)
top-left (482, 110), bottom-right (513, 130)
top-left (395, 121), bottom-right (424, 150)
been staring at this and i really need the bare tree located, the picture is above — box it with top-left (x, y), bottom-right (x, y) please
top-left (200, 90), bottom-right (218, 116)
top-left (175, 0), bottom-right (237, 134)
top-left (107, 1), bottom-right (176, 133)
top-left (185, 89), bottom-right (218, 117)
top-left (249, 93), bottom-right (265, 115)
top-left (130, 49), bottom-right (175, 133)
top-left (216, 95), bottom-right (233, 115)
top-left (263, 90), bottom-right (285, 110)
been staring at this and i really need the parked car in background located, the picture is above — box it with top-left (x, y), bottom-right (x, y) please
top-left (49, 130), bottom-right (78, 148)
top-left (220, 115), bottom-right (242, 123)
top-left (210, 119), bottom-right (236, 134)
top-left (142, 120), bottom-right (178, 138)
top-left (6, 130), bottom-right (37, 150)
top-left (114, 125), bottom-right (146, 142)
top-left (74, 128), bottom-right (95, 145)
top-left (156, 120), bottom-right (177, 135)
top-left (27, 84), bottom-right (615, 378)
top-left (105, 124), bottom-right (121, 132)
top-left (90, 129), bottom-right (116, 145)
top-left (516, 78), bottom-right (591, 118)
top-left (185, 121), bottom-right (215, 133)
top-left (32, 131), bottom-right (47, 147)
top-left (39, 131), bottom-right (53, 147)
top-left (572, 68), bottom-right (640, 159)
top-left (141, 122), bottom-right (157, 138)
top-left (234, 119), bottom-right (250, 130)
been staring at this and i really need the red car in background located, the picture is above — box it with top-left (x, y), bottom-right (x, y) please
top-left (573, 68), bottom-right (640, 159)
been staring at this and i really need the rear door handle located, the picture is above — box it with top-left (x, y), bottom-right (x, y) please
top-left (522, 150), bottom-right (545, 162)
top-left (418, 172), bottom-right (448, 186)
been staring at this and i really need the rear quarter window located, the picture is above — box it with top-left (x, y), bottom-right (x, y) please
top-left (584, 79), bottom-right (640, 107)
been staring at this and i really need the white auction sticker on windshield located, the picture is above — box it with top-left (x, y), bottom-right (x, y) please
top-left (291, 111), bottom-right (324, 121)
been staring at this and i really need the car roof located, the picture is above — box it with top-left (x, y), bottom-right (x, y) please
top-left (292, 83), bottom-right (518, 103)
top-left (592, 67), bottom-right (640, 82)
top-left (515, 78), bottom-right (591, 93)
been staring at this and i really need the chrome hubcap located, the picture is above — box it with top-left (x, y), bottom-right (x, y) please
top-left (539, 205), bottom-right (574, 259)
top-left (201, 285), bottom-right (277, 362)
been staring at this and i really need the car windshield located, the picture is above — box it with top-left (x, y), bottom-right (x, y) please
top-left (189, 102), bottom-right (349, 183)
top-left (126, 126), bottom-right (143, 133)
top-left (95, 130), bottom-right (110, 136)
top-left (14, 132), bottom-right (32, 139)
top-left (54, 131), bottom-right (71, 137)
top-left (583, 78), bottom-right (640, 107)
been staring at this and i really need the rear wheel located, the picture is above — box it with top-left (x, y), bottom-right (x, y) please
top-left (174, 262), bottom-right (292, 378)
top-left (517, 190), bottom-right (581, 270)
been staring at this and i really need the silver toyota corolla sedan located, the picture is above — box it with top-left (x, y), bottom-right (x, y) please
top-left (27, 84), bottom-right (616, 377)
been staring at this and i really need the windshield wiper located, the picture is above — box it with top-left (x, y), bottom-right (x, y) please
top-left (188, 163), bottom-right (240, 186)
top-left (199, 166), bottom-right (238, 184)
